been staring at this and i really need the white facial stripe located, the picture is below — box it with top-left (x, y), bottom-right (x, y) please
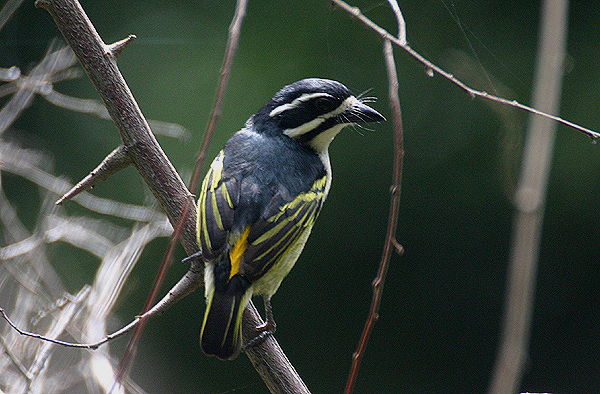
top-left (282, 95), bottom-right (356, 139)
top-left (283, 117), bottom-right (327, 139)
top-left (269, 92), bottom-right (333, 117)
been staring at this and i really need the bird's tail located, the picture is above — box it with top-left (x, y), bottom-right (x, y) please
top-left (200, 276), bottom-right (251, 360)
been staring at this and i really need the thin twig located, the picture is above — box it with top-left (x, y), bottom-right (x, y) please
top-left (189, 0), bottom-right (248, 194)
top-left (56, 145), bottom-right (131, 205)
top-left (0, 307), bottom-right (99, 349)
top-left (330, 0), bottom-right (600, 140)
top-left (386, 0), bottom-right (406, 44)
top-left (0, 262), bottom-right (205, 350)
top-left (0, 0), bottom-right (25, 31)
top-left (27, 285), bottom-right (91, 380)
top-left (0, 44), bottom-right (77, 134)
top-left (42, 86), bottom-right (189, 139)
top-left (0, 141), bottom-right (165, 222)
top-left (344, 38), bottom-right (405, 394)
top-left (0, 325), bottom-right (33, 380)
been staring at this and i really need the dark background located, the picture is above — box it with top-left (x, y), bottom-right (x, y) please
top-left (2, 0), bottom-right (600, 393)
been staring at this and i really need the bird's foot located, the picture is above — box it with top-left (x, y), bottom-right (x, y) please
top-left (242, 320), bottom-right (276, 351)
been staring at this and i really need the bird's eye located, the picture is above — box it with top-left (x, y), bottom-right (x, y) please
top-left (314, 97), bottom-right (336, 113)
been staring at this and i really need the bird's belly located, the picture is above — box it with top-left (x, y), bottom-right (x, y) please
top-left (251, 225), bottom-right (314, 296)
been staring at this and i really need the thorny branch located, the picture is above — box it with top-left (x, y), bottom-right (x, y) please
top-left (24, 0), bottom-right (206, 364)
top-left (0, 0), bottom-right (309, 393)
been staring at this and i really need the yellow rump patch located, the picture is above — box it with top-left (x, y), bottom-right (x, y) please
top-left (228, 226), bottom-right (251, 280)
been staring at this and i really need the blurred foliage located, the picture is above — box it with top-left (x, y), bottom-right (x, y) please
top-left (2, 0), bottom-right (600, 393)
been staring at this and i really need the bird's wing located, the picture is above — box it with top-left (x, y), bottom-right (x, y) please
top-left (197, 150), bottom-right (326, 282)
top-left (241, 174), bottom-right (326, 281)
top-left (197, 151), bottom-right (239, 259)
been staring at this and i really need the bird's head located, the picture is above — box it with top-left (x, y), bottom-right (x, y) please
top-left (248, 78), bottom-right (385, 152)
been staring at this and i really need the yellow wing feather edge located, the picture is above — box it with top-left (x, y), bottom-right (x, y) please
top-left (249, 175), bottom-right (326, 280)
top-left (198, 151), bottom-right (226, 252)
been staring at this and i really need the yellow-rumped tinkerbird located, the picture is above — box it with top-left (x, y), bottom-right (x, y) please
top-left (195, 78), bottom-right (385, 360)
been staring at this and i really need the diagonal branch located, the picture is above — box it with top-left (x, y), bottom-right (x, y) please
top-left (188, 0), bottom-right (248, 195)
top-left (330, 0), bottom-right (600, 140)
top-left (34, 0), bottom-right (198, 251)
top-left (56, 145), bottom-right (131, 205)
top-left (30, 1), bottom-right (308, 393)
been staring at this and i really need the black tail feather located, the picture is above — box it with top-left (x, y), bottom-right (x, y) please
top-left (201, 276), bottom-right (250, 360)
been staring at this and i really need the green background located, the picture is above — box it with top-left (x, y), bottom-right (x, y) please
top-left (3, 0), bottom-right (600, 393)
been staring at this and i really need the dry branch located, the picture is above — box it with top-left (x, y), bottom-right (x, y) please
top-left (29, 0), bottom-right (310, 393)
top-left (330, 0), bottom-right (600, 140)
top-left (344, 38), bottom-right (405, 394)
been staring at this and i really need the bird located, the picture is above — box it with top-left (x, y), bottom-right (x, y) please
top-left (196, 78), bottom-right (385, 360)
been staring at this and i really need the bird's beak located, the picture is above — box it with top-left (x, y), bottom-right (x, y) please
top-left (339, 97), bottom-right (386, 124)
